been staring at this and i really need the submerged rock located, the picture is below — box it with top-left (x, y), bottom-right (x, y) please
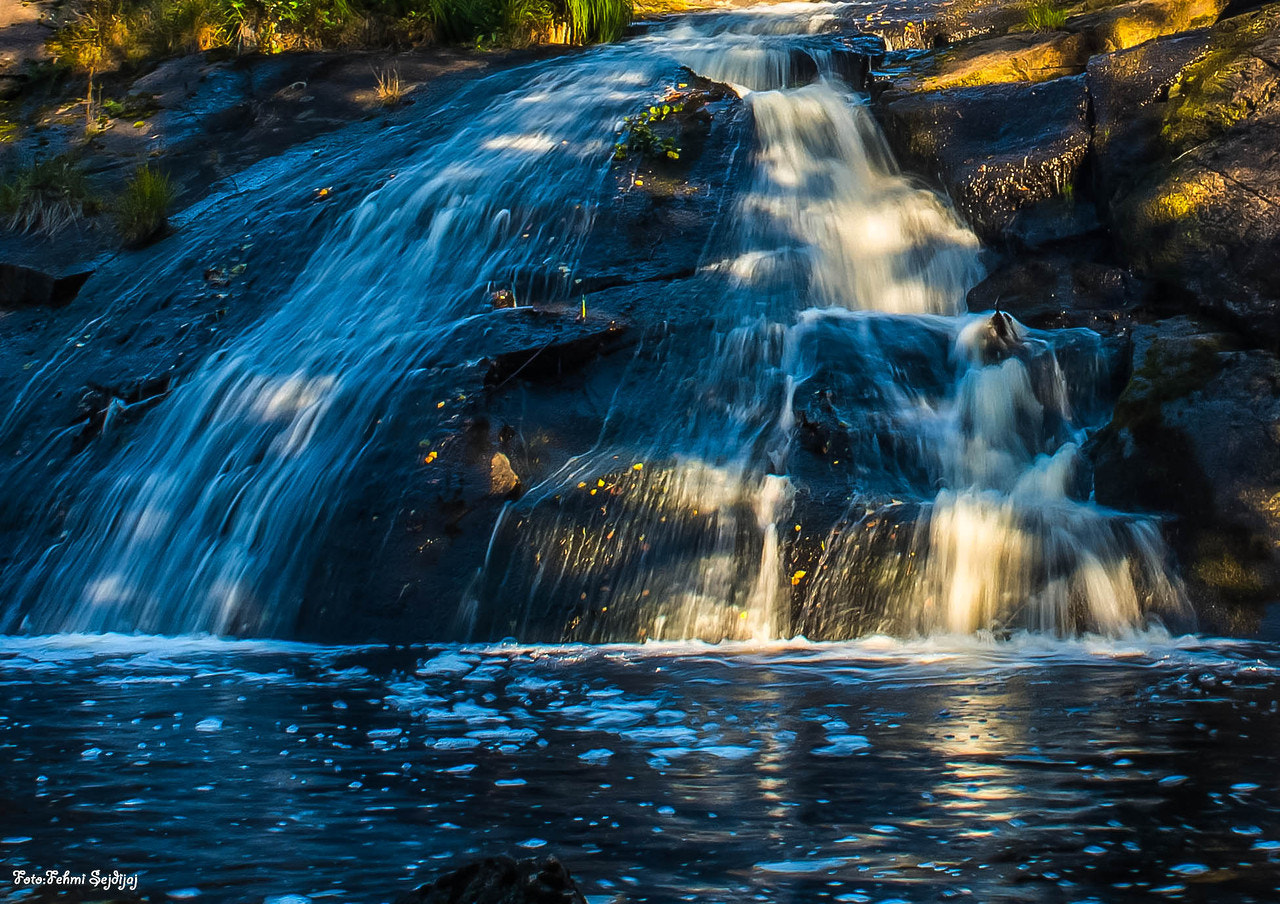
top-left (394, 856), bottom-right (587, 904)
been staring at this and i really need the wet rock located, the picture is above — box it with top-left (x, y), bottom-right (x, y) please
top-left (394, 855), bottom-right (587, 904)
top-left (876, 75), bottom-right (1090, 242)
top-left (483, 314), bottom-right (630, 387)
top-left (0, 263), bottom-right (93, 310)
top-left (851, 0), bottom-right (1023, 52)
top-left (1090, 318), bottom-right (1280, 608)
top-left (1107, 4), bottom-right (1280, 336)
top-left (966, 251), bottom-right (1145, 332)
top-left (72, 372), bottom-right (173, 451)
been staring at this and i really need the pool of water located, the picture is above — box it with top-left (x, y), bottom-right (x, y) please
top-left (3, 632), bottom-right (1280, 903)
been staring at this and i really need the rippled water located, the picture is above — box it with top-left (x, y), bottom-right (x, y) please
top-left (3, 632), bottom-right (1280, 903)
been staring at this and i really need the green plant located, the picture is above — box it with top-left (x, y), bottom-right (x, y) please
top-left (1023, 1), bottom-right (1067, 31)
top-left (47, 2), bottom-right (116, 127)
top-left (563, 0), bottom-right (630, 43)
top-left (115, 165), bottom-right (175, 247)
top-left (500, 0), bottom-right (555, 46)
top-left (0, 155), bottom-right (100, 236)
top-left (146, 0), bottom-right (231, 53)
top-left (614, 101), bottom-right (682, 161)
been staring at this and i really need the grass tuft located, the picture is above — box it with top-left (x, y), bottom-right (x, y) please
top-left (0, 155), bottom-right (99, 236)
top-left (115, 165), bottom-right (175, 247)
top-left (374, 66), bottom-right (405, 105)
top-left (1023, 1), bottom-right (1067, 32)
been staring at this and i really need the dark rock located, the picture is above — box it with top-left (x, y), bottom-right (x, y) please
top-left (1107, 4), bottom-right (1280, 338)
top-left (876, 75), bottom-right (1090, 242)
top-left (1090, 318), bottom-right (1280, 608)
top-left (203, 100), bottom-right (257, 134)
top-left (0, 263), bottom-right (93, 310)
top-left (828, 47), bottom-right (873, 91)
top-left (1086, 28), bottom-right (1214, 206)
top-left (394, 856), bottom-right (587, 904)
top-left (966, 251), bottom-right (1146, 332)
top-left (483, 314), bottom-right (630, 387)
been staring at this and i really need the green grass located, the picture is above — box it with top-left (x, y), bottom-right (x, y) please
top-left (564, 0), bottom-right (631, 43)
top-left (1023, 1), bottom-right (1067, 32)
top-left (115, 165), bottom-right (175, 247)
top-left (0, 155), bottom-right (100, 236)
top-left (46, 0), bottom-right (634, 63)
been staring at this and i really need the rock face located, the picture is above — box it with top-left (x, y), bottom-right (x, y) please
top-left (1069, 0), bottom-right (1226, 53)
top-left (394, 856), bottom-right (587, 904)
top-left (965, 251), bottom-right (1144, 333)
top-left (0, 263), bottom-right (93, 309)
top-left (870, 0), bottom-right (1280, 620)
top-left (1086, 29), bottom-right (1214, 206)
top-left (1109, 5), bottom-right (1280, 338)
top-left (1091, 319), bottom-right (1280, 610)
top-left (877, 75), bottom-right (1091, 242)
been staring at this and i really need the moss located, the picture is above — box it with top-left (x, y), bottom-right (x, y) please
top-left (1160, 5), bottom-right (1280, 152)
top-left (1112, 336), bottom-right (1225, 433)
top-left (1190, 532), bottom-right (1268, 600)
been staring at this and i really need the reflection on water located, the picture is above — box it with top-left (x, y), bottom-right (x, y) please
top-left (2, 634), bottom-right (1279, 903)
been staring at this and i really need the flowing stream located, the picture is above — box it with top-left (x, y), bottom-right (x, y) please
top-left (1, 4), bottom-right (1189, 641)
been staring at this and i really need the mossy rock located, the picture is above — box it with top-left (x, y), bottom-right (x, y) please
top-left (1160, 4), bottom-right (1280, 152)
top-left (897, 30), bottom-right (1092, 91)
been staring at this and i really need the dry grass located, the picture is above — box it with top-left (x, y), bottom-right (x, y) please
top-left (374, 66), bottom-right (406, 106)
top-left (0, 156), bottom-right (100, 236)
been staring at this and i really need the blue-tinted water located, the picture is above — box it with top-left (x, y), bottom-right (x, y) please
top-left (3, 633), bottom-right (1279, 903)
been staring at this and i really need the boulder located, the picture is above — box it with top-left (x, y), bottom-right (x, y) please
top-left (1067, 0), bottom-right (1227, 54)
top-left (1107, 4), bottom-right (1280, 338)
top-left (1090, 318), bottom-right (1280, 608)
top-left (965, 251), bottom-right (1145, 333)
top-left (395, 856), bottom-right (587, 904)
top-left (893, 30), bottom-right (1092, 92)
top-left (1087, 29), bottom-right (1214, 206)
top-left (876, 75), bottom-right (1090, 242)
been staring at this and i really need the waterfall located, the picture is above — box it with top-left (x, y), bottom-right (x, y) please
top-left (5, 3), bottom-right (1191, 640)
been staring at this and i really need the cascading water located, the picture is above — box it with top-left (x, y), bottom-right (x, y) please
top-left (6, 37), bottom-right (699, 635)
top-left (4, 3), bottom-right (1190, 641)
top-left (478, 6), bottom-right (1191, 641)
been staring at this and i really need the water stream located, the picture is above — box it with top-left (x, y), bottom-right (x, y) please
top-left (0, 4), bottom-right (1190, 643)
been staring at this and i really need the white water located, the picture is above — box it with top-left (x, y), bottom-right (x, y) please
top-left (9, 3), bottom-right (1188, 642)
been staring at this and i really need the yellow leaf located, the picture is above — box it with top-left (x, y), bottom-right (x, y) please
top-left (790, 570), bottom-right (807, 586)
